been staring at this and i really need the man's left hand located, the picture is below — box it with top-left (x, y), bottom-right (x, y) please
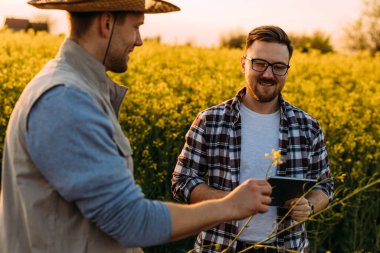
top-left (283, 197), bottom-right (311, 222)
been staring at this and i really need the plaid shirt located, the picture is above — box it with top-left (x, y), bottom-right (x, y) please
top-left (172, 87), bottom-right (333, 253)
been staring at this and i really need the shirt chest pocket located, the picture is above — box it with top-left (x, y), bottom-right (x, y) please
top-left (113, 131), bottom-right (134, 173)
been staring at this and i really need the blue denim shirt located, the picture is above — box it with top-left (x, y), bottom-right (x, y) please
top-left (26, 85), bottom-right (171, 247)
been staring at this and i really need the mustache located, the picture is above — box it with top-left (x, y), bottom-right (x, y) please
top-left (258, 77), bottom-right (277, 86)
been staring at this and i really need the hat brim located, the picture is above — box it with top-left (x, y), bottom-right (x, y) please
top-left (28, 0), bottom-right (180, 13)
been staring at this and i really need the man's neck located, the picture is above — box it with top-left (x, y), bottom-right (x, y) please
top-left (242, 94), bottom-right (280, 114)
top-left (69, 35), bottom-right (105, 65)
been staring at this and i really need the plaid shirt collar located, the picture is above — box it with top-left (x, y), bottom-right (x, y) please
top-left (229, 86), bottom-right (289, 127)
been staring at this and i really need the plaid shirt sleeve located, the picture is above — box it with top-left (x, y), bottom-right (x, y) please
top-left (310, 124), bottom-right (334, 201)
top-left (172, 112), bottom-right (209, 203)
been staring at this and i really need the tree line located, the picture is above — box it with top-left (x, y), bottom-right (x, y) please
top-left (220, 0), bottom-right (380, 54)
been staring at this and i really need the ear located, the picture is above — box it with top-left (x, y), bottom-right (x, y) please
top-left (98, 12), bottom-right (115, 38)
top-left (241, 56), bottom-right (246, 73)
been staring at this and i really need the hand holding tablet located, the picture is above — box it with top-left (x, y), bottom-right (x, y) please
top-left (267, 176), bottom-right (317, 206)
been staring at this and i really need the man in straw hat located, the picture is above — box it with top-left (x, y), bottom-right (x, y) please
top-left (0, 1), bottom-right (273, 252)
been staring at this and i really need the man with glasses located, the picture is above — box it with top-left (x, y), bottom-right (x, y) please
top-left (172, 25), bottom-right (333, 252)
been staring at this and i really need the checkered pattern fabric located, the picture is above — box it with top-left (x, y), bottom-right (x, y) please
top-left (172, 87), bottom-right (333, 253)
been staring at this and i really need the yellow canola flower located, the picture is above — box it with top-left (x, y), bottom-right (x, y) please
top-left (336, 173), bottom-right (347, 183)
top-left (265, 153), bottom-right (270, 158)
top-left (271, 149), bottom-right (281, 161)
top-left (274, 160), bottom-right (284, 166)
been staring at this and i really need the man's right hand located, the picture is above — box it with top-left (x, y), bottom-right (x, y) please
top-left (221, 179), bottom-right (272, 220)
top-left (167, 179), bottom-right (271, 242)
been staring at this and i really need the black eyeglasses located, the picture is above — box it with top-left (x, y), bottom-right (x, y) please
top-left (243, 56), bottom-right (290, 76)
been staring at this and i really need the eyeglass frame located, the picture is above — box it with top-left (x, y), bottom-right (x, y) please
top-left (243, 56), bottom-right (290, 76)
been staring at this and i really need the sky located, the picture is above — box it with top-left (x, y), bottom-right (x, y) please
top-left (0, 0), bottom-right (363, 48)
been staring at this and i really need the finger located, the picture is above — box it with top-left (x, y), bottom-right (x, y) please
top-left (291, 211), bottom-right (311, 221)
top-left (246, 182), bottom-right (272, 196)
top-left (261, 196), bottom-right (272, 205)
top-left (291, 209), bottom-right (309, 216)
top-left (246, 179), bottom-right (271, 188)
top-left (259, 184), bottom-right (272, 195)
top-left (297, 197), bottom-right (308, 205)
top-left (251, 179), bottom-right (273, 191)
top-left (290, 204), bottom-right (309, 212)
top-left (284, 198), bottom-right (297, 207)
top-left (285, 198), bottom-right (308, 209)
top-left (256, 179), bottom-right (271, 186)
top-left (257, 204), bottom-right (269, 213)
top-left (291, 215), bottom-right (307, 222)
top-left (292, 212), bottom-right (309, 219)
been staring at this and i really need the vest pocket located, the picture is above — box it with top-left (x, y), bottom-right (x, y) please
top-left (113, 134), bottom-right (134, 172)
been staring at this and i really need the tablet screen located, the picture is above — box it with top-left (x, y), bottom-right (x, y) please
top-left (267, 176), bottom-right (317, 206)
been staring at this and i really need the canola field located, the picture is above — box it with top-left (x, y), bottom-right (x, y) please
top-left (0, 29), bottom-right (379, 252)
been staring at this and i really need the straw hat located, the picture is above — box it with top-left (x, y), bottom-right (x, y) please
top-left (28, 0), bottom-right (180, 13)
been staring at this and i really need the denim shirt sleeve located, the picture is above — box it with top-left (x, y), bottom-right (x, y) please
top-left (26, 85), bottom-right (172, 247)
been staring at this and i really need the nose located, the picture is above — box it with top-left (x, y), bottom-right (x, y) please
top-left (135, 30), bottom-right (143, 47)
top-left (262, 65), bottom-right (275, 78)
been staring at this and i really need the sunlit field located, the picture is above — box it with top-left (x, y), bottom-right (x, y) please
top-left (1, 29), bottom-right (379, 252)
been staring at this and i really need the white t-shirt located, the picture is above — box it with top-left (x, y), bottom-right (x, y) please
top-left (237, 103), bottom-right (280, 243)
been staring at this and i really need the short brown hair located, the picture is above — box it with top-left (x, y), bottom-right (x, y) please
top-left (68, 12), bottom-right (129, 38)
top-left (245, 25), bottom-right (293, 59)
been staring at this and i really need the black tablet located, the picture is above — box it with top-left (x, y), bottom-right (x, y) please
top-left (267, 176), bottom-right (317, 206)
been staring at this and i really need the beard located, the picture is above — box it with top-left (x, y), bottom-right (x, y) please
top-left (250, 77), bottom-right (281, 103)
top-left (105, 48), bottom-right (129, 73)
top-left (106, 55), bottom-right (128, 73)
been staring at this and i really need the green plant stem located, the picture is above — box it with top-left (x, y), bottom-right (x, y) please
top-left (221, 215), bottom-right (254, 253)
top-left (238, 244), bottom-right (300, 253)
top-left (261, 177), bottom-right (331, 245)
top-left (240, 178), bottom-right (380, 252)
